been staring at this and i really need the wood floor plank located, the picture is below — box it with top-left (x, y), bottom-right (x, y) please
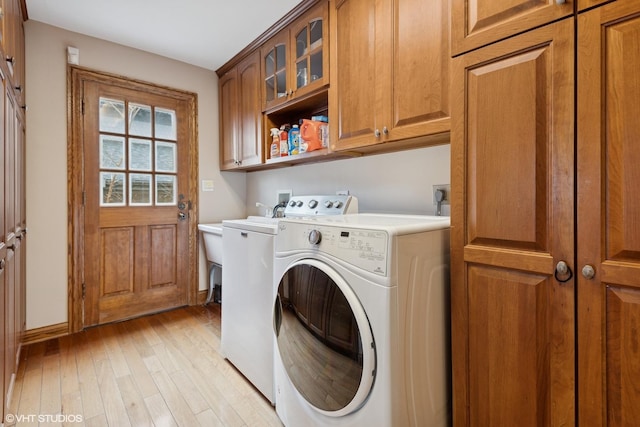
top-left (143, 393), bottom-right (178, 427)
top-left (116, 375), bottom-right (154, 427)
top-left (60, 391), bottom-right (85, 427)
top-left (12, 305), bottom-right (283, 427)
top-left (39, 355), bottom-right (62, 421)
top-left (94, 359), bottom-right (131, 427)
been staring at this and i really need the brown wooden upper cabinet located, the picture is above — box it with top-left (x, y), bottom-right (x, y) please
top-left (261, 1), bottom-right (328, 112)
top-left (329, 0), bottom-right (450, 152)
top-left (219, 51), bottom-right (263, 170)
top-left (451, 0), bottom-right (573, 56)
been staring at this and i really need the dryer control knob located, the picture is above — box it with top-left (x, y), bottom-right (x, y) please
top-left (308, 229), bottom-right (322, 245)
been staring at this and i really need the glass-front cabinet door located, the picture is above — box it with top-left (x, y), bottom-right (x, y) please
top-left (261, 1), bottom-right (328, 111)
top-left (262, 29), bottom-right (289, 111)
top-left (289, 1), bottom-right (328, 99)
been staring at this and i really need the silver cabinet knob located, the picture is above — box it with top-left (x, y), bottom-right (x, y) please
top-left (555, 261), bottom-right (573, 283)
top-left (556, 0), bottom-right (566, 4)
top-left (374, 129), bottom-right (381, 137)
top-left (383, 126), bottom-right (389, 135)
top-left (582, 265), bottom-right (595, 280)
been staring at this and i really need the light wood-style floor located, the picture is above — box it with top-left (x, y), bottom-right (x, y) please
top-left (7, 305), bottom-right (282, 427)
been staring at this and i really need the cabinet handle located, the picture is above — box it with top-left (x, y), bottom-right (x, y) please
top-left (555, 0), bottom-right (566, 4)
top-left (554, 260), bottom-right (573, 283)
top-left (581, 265), bottom-right (595, 280)
top-left (374, 129), bottom-right (381, 137)
top-left (5, 56), bottom-right (13, 65)
top-left (0, 259), bottom-right (5, 271)
top-left (383, 126), bottom-right (389, 135)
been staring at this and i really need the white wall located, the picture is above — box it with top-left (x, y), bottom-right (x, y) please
top-left (246, 144), bottom-right (451, 216)
top-left (24, 21), bottom-right (246, 330)
top-left (24, 21), bottom-right (451, 331)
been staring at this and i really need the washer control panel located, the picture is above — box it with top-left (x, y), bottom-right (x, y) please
top-left (278, 223), bottom-right (389, 276)
top-left (284, 195), bottom-right (357, 217)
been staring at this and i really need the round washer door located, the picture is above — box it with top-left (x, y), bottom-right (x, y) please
top-left (274, 259), bottom-right (376, 417)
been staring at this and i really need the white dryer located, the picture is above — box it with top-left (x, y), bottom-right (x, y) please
top-left (273, 214), bottom-right (451, 426)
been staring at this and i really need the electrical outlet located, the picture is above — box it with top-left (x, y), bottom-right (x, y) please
top-left (432, 184), bottom-right (451, 205)
top-left (277, 189), bottom-right (292, 205)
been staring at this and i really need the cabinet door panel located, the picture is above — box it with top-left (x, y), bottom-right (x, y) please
top-left (451, 0), bottom-right (572, 56)
top-left (578, 3), bottom-right (640, 425)
top-left (218, 70), bottom-right (238, 170)
top-left (237, 52), bottom-right (262, 167)
top-left (451, 19), bottom-right (575, 426)
top-left (330, 0), bottom-right (378, 150)
top-left (390, 0), bottom-right (450, 139)
top-left (467, 265), bottom-right (551, 426)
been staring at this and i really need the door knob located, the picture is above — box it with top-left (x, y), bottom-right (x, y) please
top-left (555, 261), bottom-right (573, 283)
top-left (581, 265), bottom-right (595, 280)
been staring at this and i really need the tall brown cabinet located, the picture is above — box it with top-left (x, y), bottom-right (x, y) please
top-left (451, 0), bottom-right (640, 425)
top-left (0, 0), bottom-right (26, 423)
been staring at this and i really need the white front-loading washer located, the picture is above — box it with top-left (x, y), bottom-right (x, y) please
top-left (273, 214), bottom-right (452, 426)
top-left (219, 195), bottom-right (358, 405)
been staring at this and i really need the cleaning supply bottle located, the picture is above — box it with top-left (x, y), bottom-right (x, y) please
top-left (270, 128), bottom-right (280, 159)
top-left (288, 124), bottom-right (300, 155)
top-left (279, 125), bottom-right (289, 157)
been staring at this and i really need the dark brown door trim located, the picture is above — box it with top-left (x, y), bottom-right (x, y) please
top-left (67, 65), bottom-right (199, 333)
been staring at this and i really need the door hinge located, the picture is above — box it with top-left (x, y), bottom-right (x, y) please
top-left (82, 283), bottom-right (86, 299)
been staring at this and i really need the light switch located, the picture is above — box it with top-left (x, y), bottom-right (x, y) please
top-left (201, 180), bottom-right (214, 192)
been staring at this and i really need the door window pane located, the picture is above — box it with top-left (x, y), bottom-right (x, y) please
top-left (155, 141), bottom-right (177, 172)
top-left (99, 98), bottom-right (125, 134)
top-left (310, 51), bottom-right (323, 82)
top-left (128, 103), bottom-right (152, 137)
top-left (130, 173), bottom-right (152, 205)
top-left (276, 44), bottom-right (286, 70)
top-left (129, 138), bottom-right (152, 171)
top-left (156, 175), bottom-right (176, 205)
top-left (100, 135), bottom-right (125, 169)
top-left (100, 172), bottom-right (125, 206)
top-left (155, 108), bottom-right (177, 141)
top-left (265, 49), bottom-right (275, 78)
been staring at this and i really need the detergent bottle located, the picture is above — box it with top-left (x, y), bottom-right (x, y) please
top-left (269, 128), bottom-right (280, 159)
top-left (288, 125), bottom-right (300, 155)
top-left (279, 125), bottom-right (289, 157)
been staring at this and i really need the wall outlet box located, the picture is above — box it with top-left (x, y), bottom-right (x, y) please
top-left (277, 189), bottom-right (292, 204)
top-left (201, 180), bottom-right (214, 192)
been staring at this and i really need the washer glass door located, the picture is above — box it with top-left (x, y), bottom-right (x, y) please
top-left (274, 259), bottom-right (376, 417)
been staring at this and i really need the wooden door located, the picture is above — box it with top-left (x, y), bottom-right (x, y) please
top-left (79, 75), bottom-right (196, 327)
top-left (329, 0), bottom-right (380, 151)
top-left (388, 0), bottom-right (450, 142)
top-left (237, 51), bottom-right (263, 168)
top-left (577, 2), bottom-right (640, 424)
top-left (451, 0), bottom-right (572, 56)
top-left (451, 19), bottom-right (575, 426)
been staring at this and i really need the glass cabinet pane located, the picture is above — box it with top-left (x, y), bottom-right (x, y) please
top-left (310, 51), bottom-right (323, 82)
top-left (265, 49), bottom-right (275, 77)
top-left (296, 60), bottom-right (308, 89)
top-left (128, 103), bottom-right (152, 137)
top-left (296, 27), bottom-right (308, 58)
top-left (276, 71), bottom-right (287, 98)
top-left (276, 44), bottom-right (286, 70)
top-left (310, 19), bottom-right (322, 51)
top-left (266, 76), bottom-right (275, 102)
